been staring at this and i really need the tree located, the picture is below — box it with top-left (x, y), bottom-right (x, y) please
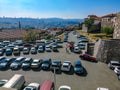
top-left (23, 30), bottom-right (39, 42)
top-left (84, 18), bottom-right (94, 29)
top-left (102, 26), bottom-right (114, 36)
top-left (44, 34), bottom-right (52, 40)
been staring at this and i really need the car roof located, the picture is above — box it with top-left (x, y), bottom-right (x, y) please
top-left (110, 61), bottom-right (120, 63)
top-left (40, 80), bottom-right (53, 90)
top-left (25, 58), bottom-right (32, 61)
top-left (74, 60), bottom-right (81, 65)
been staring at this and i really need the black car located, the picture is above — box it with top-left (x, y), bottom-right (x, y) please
top-left (0, 58), bottom-right (15, 69)
top-left (10, 57), bottom-right (25, 70)
top-left (0, 57), bottom-right (6, 63)
top-left (21, 58), bottom-right (33, 70)
top-left (74, 60), bottom-right (84, 75)
top-left (0, 48), bottom-right (4, 56)
top-left (5, 48), bottom-right (12, 56)
top-left (41, 57), bottom-right (51, 70)
top-left (30, 47), bottom-right (37, 54)
top-left (51, 60), bottom-right (61, 71)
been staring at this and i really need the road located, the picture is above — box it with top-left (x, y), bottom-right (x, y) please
top-left (0, 31), bottom-right (120, 90)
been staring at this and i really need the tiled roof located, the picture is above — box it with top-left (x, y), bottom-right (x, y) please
top-left (101, 13), bottom-right (117, 18)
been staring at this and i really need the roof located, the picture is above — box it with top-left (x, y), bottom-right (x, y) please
top-left (101, 13), bottom-right (117, 18)
top-left (40, 80), bottom-right (54, 90)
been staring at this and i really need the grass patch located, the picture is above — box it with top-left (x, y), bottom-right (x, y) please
top-left (76, 30), bottom-right (112, 42)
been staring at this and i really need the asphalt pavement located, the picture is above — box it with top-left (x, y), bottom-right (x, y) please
top-left (0, 31), bottom-right (120, 90)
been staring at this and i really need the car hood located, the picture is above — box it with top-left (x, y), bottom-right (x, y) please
top-left (0, 63), bottom-right (7, 67)
top-left (42, 64), bottom-right (49, 67)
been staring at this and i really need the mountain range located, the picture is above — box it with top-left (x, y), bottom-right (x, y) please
top-left (0, 17), bottom-right (83, 29)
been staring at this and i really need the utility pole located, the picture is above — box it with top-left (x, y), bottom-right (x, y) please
top-left (54, 68), bottom-right (56, 90)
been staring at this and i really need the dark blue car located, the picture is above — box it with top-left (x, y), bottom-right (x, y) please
top-left (74, 60), bottom-right (84, 75)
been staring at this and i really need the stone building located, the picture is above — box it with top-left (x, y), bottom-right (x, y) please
top-left (113, 12), bottom-right (120, 39)
top-left (82, 15), bottom-right (101, 33)
top-left (101, 13), bottom-right (117, 28)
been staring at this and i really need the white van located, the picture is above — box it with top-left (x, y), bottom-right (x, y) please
top-left (3, 74), bottom-right (25, 90)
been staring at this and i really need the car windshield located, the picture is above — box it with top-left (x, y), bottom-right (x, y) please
top-left (63, 65), bottom-right (69, 68)
top-left (75, 64), bottom-right (81, 67)
top-left (112, 63), bottom-right (120, 66)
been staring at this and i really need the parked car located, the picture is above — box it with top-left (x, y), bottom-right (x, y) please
top-left (58, 85), bottom-right (71, 90)
top-left (118, 75), bottom-right (120, 80)
top-left (5, 48), bottom-right (12, 56)
top-left (13, 47), bottom-right (20, 56)
top-left (21, 58), bottom-right (33, 70)
top-left (52, 45), bottom-right (57, 52)
top-left (40, 80), bottom-right (54, 90)
top-left (61, 61), bottom-right (72, 72)
top-left (0, 79), bottom-right (8, 87)
top-left (73, 46), bottom-right (81, 53)
top-left (30, 47), bottom-right (37, 54)
top-left (0, 58), bottom-right (15, 69)
top-left (78, 42), bottom-right (86, 49)
top-left (74, 60), bottom-right (84, 75)
top-left (38, 45), bottom-right (44, 52)
top-left (23, 47), bottom-right (29, 54)
top-left (41, 57), bottom-right (51, 70)
top-left (0, 57), bottom-right (6, 63)
top-left (96, 87), bottom-right (109, 90)
top-left (79, 54), bottom-right (97, 62)
top-left (10, 57), bottom-right (25, 70)
top-left (7, 44), bottom-right (15, 51)
top-left (0, 48), bottom-right (4, 56)
top-left (31, 59), bottom-right (42, 69)
top-left (45, 45), bottom-right (51, 52)
top-left (108, 61), bottom-right (120, 70)
top-left (114, 67), bottom-right (120, 75)
top-left (51, 60), bottom-right (61, 71)
top-left (23, 83), bottom-right (40, 90)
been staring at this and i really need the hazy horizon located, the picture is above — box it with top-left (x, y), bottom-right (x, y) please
top-left (0, 0), bottom-right (120, 19)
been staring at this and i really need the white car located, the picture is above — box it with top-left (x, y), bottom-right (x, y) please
top-left (45, 45), bottom-right (51, 52)
top-left (23, 83), bottom-right (40, 90)
top-left (73, 46), bottom-right (80, 53)
top-left (61, 61), bottom-right (72, 72)
top-left (96, 87), bottom-right (109, 90)
top-left (114, 67), bottom-right (120, 75)
top-left (108, 61), bottom-right (120, 70)
top-left (58, 85), bottom-right (71, 90)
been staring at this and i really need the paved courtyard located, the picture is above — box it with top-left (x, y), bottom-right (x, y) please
top-left (0, 32), bottom-right (120, 90)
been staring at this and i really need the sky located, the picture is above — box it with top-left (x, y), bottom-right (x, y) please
top-left (0, 0), bottom-right (120, 19)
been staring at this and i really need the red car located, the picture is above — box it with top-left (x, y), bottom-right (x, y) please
top-left (79, 54), bottom-right (97, 62)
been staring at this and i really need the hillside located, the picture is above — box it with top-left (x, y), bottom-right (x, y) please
top-left (0, 17), bottom-right (83, 29)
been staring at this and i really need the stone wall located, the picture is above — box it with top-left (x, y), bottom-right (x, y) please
top-left (113, 12), bottom-right (120, 39)
top-left (94, 39), bottom-right (120, 63)
top-left (82, 24), bottom-right (88, 32)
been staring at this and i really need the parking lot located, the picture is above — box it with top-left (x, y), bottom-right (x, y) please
top-left (0, 32), bottom-right (120, 90)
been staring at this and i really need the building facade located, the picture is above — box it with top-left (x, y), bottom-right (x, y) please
top-left (113, 12), bottom-right (120, 39)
